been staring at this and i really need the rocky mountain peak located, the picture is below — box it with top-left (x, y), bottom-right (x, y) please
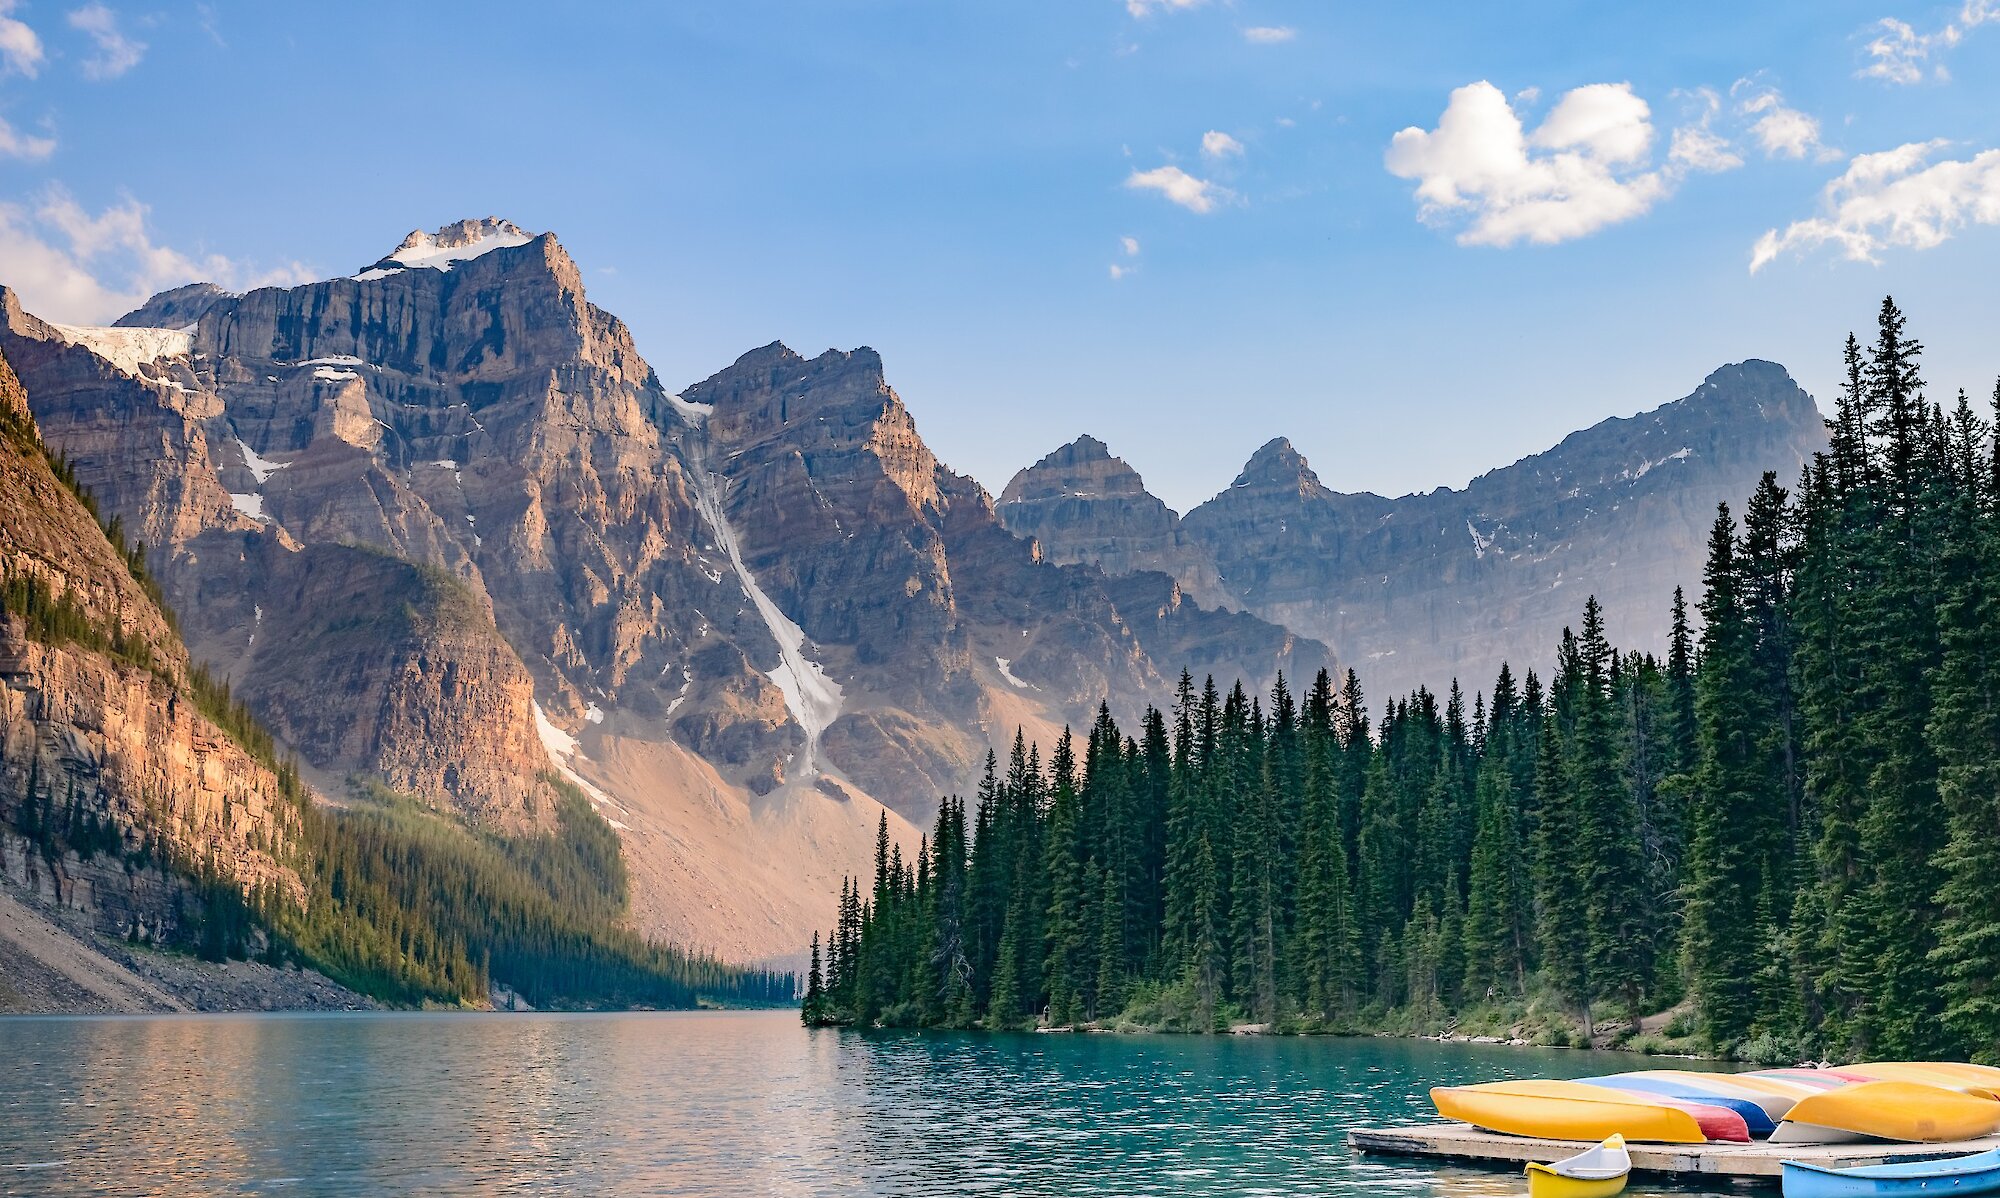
top-left (1234, 436), bottom-right (1327, 497)
top-left (114, 282), bottom-right (234, 330)
top-left (357, 217), bottom-right (539, 279)
top-left (996, 433), bottom-right (1238, 611)
top-left (999, 435), bottom-right (1150, 506)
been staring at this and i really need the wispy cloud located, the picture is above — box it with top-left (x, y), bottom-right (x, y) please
top-left (67, 3), bottom-right (144, 80)
top-left (1125, 0), bottom-right (1204, 17)
top-left (1201, 130), bottom-right (1244, 159)
top-left (1386, 81), bottom-right (1738, 248)
top-left (1124, 165), bottom-right (1237, 214)
top-left (0, 0), bottom-right (43, 77)
top-left (0, 186), bottom-right (315, 324)
top-left (0, 114), bottom-right (55, 160)
top-left (1668, 88), bottom-right (1743, 173)
top-left (1751, 140), bottom-right (2000, 271)
top-left (1241, 25), bottom-right (1295, 44)
top-left (1732, 80), bottom-right (1838, 160)
top-left (1858, 0), bottom-right (1998, 83)
top-left (1109, 236), bottom-right (1141, 280)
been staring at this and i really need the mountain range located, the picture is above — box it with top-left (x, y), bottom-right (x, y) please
top-left (0, 218), bottom-right (1829, 964)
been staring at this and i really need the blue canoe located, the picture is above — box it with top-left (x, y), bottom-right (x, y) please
top-left (1782, 1147), bottom-right (2000, 1197)
top-left (1576, 1076), bottom-right (1779, 1138)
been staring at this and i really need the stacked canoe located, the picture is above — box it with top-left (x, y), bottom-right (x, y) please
top-left (1431, 1062), bottom-right (2000, 1145)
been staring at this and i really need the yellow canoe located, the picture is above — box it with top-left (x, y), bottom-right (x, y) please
top-left (1432, 1080), bottom-right (1707, 1144)
top-left (1845, 1062), bottom-right (2000, 1099)
top-left (1526, 1134), bottom-right (1630, 1198)
top-left (1778, 1080), bottom-right (2000, 1143)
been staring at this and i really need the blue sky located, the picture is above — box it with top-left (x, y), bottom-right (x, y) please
top-left (2, 1), bottom-right (1998, 510)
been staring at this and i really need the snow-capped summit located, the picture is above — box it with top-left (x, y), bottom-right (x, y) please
top-left (355, 218), bottom-right (536, 280)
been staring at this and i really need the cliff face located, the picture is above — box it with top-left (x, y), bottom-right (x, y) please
top-left (997, 435), bottom-right (1236, 612)
top-left (1178, 361), bottom-right (1830, 701)
top-left (678, 343), bottom-right (1335, 807)
top-left (0, 349), bottom-right (301, 942)
top-left (1, 219), bottom-right (1331, 960)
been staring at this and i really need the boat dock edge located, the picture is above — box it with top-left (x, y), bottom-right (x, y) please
top-left (1348, 1123), bottom-right (2000, 1181)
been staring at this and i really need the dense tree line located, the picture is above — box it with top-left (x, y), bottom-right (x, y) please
top-left (807, 299), bottom-right (2000, 1062)
top-left (267, 783), bottom-right (794, 1008)
top-left (2, 403), bottom-right (790, 1008)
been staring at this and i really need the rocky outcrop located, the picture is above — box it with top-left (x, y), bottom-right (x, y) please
top-left (679, 342), bottom-right (1335, 808)
top-left (0, 352), bottom-right (303, 943)
top-left (998, 435), bottom-right (1236, 611)
top-left (114, 283), bottom-right (233, 330)
top-left (1179, 361), bottom-right (1829, 701)
top-left (4, 221), bottom-right (1337, 959)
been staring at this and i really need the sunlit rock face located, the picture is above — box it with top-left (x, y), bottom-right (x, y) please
top-left (0, 222), bottom-right (1333, 960)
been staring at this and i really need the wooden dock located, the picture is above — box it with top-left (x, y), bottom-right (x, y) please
top-left (1350, 1123), bottom-right (2000, 1182)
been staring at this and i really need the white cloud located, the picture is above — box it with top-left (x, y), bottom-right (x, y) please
top-left (1125, 0), bottom-right (1204, 16)
top-left (1858, 0), bottom-right (1998, 83)
top-left (1108, 263), bottom-right (1131, 280)
top-left (1386, 81), bottom-right (1715, 247)
top-left (0, 186), bottom-right (315, 324)
top-left (67, 3), bottom-right (144, 80)
top-left (1201, 130), bottom-right (1244, 159)
top-left (1732, 81), bottom-right (1837, 160)
top-left (1120, 236), bottom-right (1140, 256)
top-left (1668, 88), bottom-right (1743, 173)
top-left (1124, 165), bottom-right (1237, 214)
top-left (0, 0), bottom-right (43, 77)
top-left (1751, 139), bottom-right (2000, 271)
top-left (1241, 25), bottom-right (1295, 43)
top-left (0, 114), bottom-right (54, 160)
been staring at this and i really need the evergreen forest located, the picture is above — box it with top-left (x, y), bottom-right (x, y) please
top-left (804, 299), bottom-right (2000, 1063)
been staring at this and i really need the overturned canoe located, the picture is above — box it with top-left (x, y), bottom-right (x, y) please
top-left (1775, 1081), bottom-right (2000, 1144)
top-left (1577, 1076), bottom-right (1778, 1138)
top-left (1431, 1079), bottom-right (1727, 1144)
top-left (1844, 1062), bottom-right (2000, 1100)
top-left (1527, 1134), bottom-right (1631, 1198)
top-left (1780, 1146), bottom-right (2000, 1198)
top-left (1628, 1070), bottom-right (1810, 1122)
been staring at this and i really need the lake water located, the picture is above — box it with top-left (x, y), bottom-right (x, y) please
top-left (0, 1010), bottom-right (1755, 1197)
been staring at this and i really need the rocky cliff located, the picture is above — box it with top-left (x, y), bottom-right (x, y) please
top-left (0, 348), bottom-right (302, 945)
top-left (3, 216), bottom-right (1820, 961)
top-left (997, 435), bottom-right (1236, 611)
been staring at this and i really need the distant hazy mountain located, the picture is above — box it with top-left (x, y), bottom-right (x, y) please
top-left (1006, 361), bottom-right (1828, 704)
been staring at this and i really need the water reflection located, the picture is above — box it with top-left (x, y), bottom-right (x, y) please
top-left (0, 1012), bottom-right (1749, 1197)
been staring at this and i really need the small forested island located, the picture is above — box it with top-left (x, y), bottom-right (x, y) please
top-left (805, 299), bottom-right (2000, 1065)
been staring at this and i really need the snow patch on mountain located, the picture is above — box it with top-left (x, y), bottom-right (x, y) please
top-left (532, 698), bottom-right (621, 814)
top-left (239, 439), bottom-right (289, 484)
top-left (683, 434), bottom-right (843, 777)
top-left (355, 218), bottom-right (534, 279)
top-left (51, 323), bottom-right (193, 377)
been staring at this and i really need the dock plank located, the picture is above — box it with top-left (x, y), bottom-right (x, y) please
top-left (1350, 1123), bottom-right (2000, 1181)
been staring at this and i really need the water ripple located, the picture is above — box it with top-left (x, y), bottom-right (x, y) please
top-left (0, 1012), bottom-right (1749, 1197)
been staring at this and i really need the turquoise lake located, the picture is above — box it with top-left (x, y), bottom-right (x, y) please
top-left (0, 1010), bottom-right (1756, 1196)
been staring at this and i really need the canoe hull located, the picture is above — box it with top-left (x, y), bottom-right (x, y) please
top-left (1780, 1148), bottom-right (2000, 1198)
top-left (1526, 1164), bottom-right (1628, 1198)
top-left (1578, 1077), bottom-right (1777, 1138)
top-left (1781, 1081), bottom-right (2000, 1144)
top-left (1431, 1082), bottom-right (1707, 1144)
